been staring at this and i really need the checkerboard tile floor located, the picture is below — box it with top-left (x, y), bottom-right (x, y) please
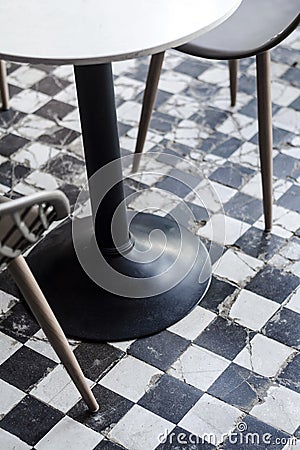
top-left (0, 28), bottom-right (300, 450)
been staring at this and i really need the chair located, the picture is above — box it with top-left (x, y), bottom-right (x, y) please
top-left (0, 191), bottom-right (99, 412)
top-left (133, 0), bottom-right (300, 232)
top-left (0, 60), bottom-right (9, 110)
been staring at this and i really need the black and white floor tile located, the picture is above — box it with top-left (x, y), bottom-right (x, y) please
top-left (0, 28), bottom-right (300, 450)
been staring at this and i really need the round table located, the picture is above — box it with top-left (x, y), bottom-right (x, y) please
top-left (0, 0), bottom-right (241, 341)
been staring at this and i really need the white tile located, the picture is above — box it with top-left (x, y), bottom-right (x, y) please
top-left (25, 329), bottom-right (60, 363)
top-left (273, 107), bottom-right (300, 133)
top-left (210, 181), bottom-right (237, 204)
top-left (159, 71), bottom-right (191, 94)
top-left (25, 170), bottom-right (59, 190)
top-left (168, 345), bottom-right (230, 391)
top-left (12, 142), bottom-right (59, 169)
top-left (187, 180), bottom-right (223, 213)
top-left (114, 75), bottom-right (144, 101)
top-left (0, 290), bottom-right (18, 314)
top-left (168, 306), bottom-right (216, 340)
top-left (0, 379), bottom-right (25, 415)
top-left (179, 393), bottom-right (242, 445)
top-left (35, 416), bottom-right (102, 450)
top-left (197, 214), bottom-right (250, 246)
top-left (9, 89), bottom-right (50, 114)
top-left (229, 142), bottom-right (261, 168)
top-left (52, 65), bottom-right (74, 82)
top-left (216, 113), bottom-right (254, 137)
top-left (129, 188), bottom-right (176, 216)
top-left (108, 405), bottom-right (174, 450)
top-left (0, 429), bottom-right (31, 450)
top-left (0, 331), bottom-right (22, 365)
top-left (198, 67), bottom-right (230, 87)
top-left (251, 385), bottom-right (300, 434)
top-left (285, 288), bottom-right (300, 314)
top-left (234, 334), bottom-right (294, 377)
top-left (229, 290), bottom-right (280, 331)
top-left (213, 249), bottom-right (263, 285)
top-left (54, 83), bottom-right (77, 106)
top-left (13, 181), bottom-right (39, 196)
top-left (30, 364), bottom-right (93, 413)
top-left (15, 114), bottom-right (56, 140)
top-left (241, 173), bottom-right (263, 200)
top-left (159, 94), bottom-right (199, 120)
top-left (60, 109), bottom-right (81, 132)
top-left (282, 438), bottom-right (300, 450)
top-left (108, 339), bottom-right (134, 352)
top-left (99, 355), bottom-right (162, 402)
top-left (117, 101), bottom-right (142, 124)
top-left (8, 66), bottom-right (46, 88)
top-left (272, 81), bottom-right (300, 107)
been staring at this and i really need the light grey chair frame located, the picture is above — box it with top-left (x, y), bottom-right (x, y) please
top-left (0, 191), bottom-right (99, 412)
top-left (133, 0), bottom-right (300, 232)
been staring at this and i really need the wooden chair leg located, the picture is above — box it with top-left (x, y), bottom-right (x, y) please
top-left (228, 59), bottom-right (239, 107)
top-left (132, 51), bottom-right (165, 172)
top-left (256, 50), bottom-right (273, 232)
top-left (0, 60), bottom-right (9, 111)
top-left (8, 256), bottom-right (99, 412)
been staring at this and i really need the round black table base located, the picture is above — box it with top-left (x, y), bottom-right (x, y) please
top-left (27, 213), bottom-right (211, 342)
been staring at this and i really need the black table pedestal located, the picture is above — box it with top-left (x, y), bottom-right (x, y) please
top-left (27, 63), bottom-right (211, 341)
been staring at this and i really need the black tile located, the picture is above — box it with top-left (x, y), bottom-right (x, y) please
top-left (155, 168), bottom-right (200, 199)
top-left (184, 82), bottom-right (220, 103)
top-left (192, 107), bottom-right (228, 129)
top-left (194, 316), bottom-right (251, 360)
top-left (174, 60), bottom-right (209, 78)
top-left (209, 162), bottom-right (254, 189)
top-left (239, 98), bottom-right (280, 119)
top-left (272, 46), bottom-right (299, 65)
top-left (0, 161), bottom-right (30, 188)
top-left (202, 238), bottom-right (225, 266)
top-left (59, 183), bottom-right (80, 209)
top-left (235, 227), bottom-right (285, 260)
top-left (68, 384), bottom-right (133, 433)
top-left (0, 269), bottom-right (19, 297)
top-left (251, 126), bottom-right (295, 148)
top-left (199, 277), bottom-right (236, 313)
top-left (117, 121), bottom-right (131, 137)
top-left (38, 127), bottom-right (80, 146)
top-left (278, 353), bottom-right (300, 394)
top-left (0, 109), bottom-right (26, 128)
top-left (282, 67), bottom-right (300, 88)
top-left (208, 363), bottom-right (270, 412)
top-left (238, 74), bottom-right (256, 95)
top-left (212, 137), bottom-right (243, 158)
top-left (0, 302), bottom-right (40, 343)
top-left (0, 346), bottom-right (56, 391)
top-left (138, 374), bottom-right (202, 423)
top-left (224, 192), bottom-right (263, 224)
top-left (199, 131), bottom-right (228, 153)
top-left (290, 95), bottom-right (300, 112)
top-left (128, 330), bottom-right (189, 371)
top-left (94, 440), bottom-right (125, 450)
top-left (0, 395), bottom-right (63, 446)
top-left (156, 426), bottom-right (214, 450)
top-left (36, 99), bottom-right (75, 120)
top-left (44, 154), bottom-right (84, 183)
top-left (33, 76), bottom-right (69, 96)
top-left (264, 307), bottom-right (300, 349)
top-left (278, 185), bottom-right (300, 213)
top-left (74, 343), bottom-right (124, 381)
top-left (170, 201), bottom-right (209, 229)
top-left (246, 265), bottom-right (299, 304)
top-left (273, 153), bottom-right (300, 179)
top-left (221, 415), bottom-right (290, 449)
top-left (0, 133), bottom-right (30, 157)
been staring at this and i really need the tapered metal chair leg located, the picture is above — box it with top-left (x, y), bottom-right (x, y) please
top-left (228, 59), bottom-right (239, 107)
top-left (8, 256), bottom-right (99, 412)
top-left (256, 50), bottom-right (273, 232)
top-left (132, 52), bottom-right (165, 172)
top-left (0, 60), bottom-right (9, 111)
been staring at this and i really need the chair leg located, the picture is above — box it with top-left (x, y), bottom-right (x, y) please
top-left (132, 52), bottom-right (165, 172)
top-left (228, 59), bottom-right (239, 107)
top-left (256, 51), bottom-right (273, 232)
top-left (0, 60), bottom-right (9, 111)
top-left (8, 256), bottom-right (99, 412)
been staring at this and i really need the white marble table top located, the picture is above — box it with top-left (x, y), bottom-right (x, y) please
top-left (0, 0), bottom-right (241, 65)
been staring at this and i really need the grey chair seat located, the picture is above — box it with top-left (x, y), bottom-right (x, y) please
top-left (178, 0), bottom-right (300, 60)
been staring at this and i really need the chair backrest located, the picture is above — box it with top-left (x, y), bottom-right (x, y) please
top-left (0, 191), bottom-right (70, 269)
top-left (178, 0), bottom-right (300, 60)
